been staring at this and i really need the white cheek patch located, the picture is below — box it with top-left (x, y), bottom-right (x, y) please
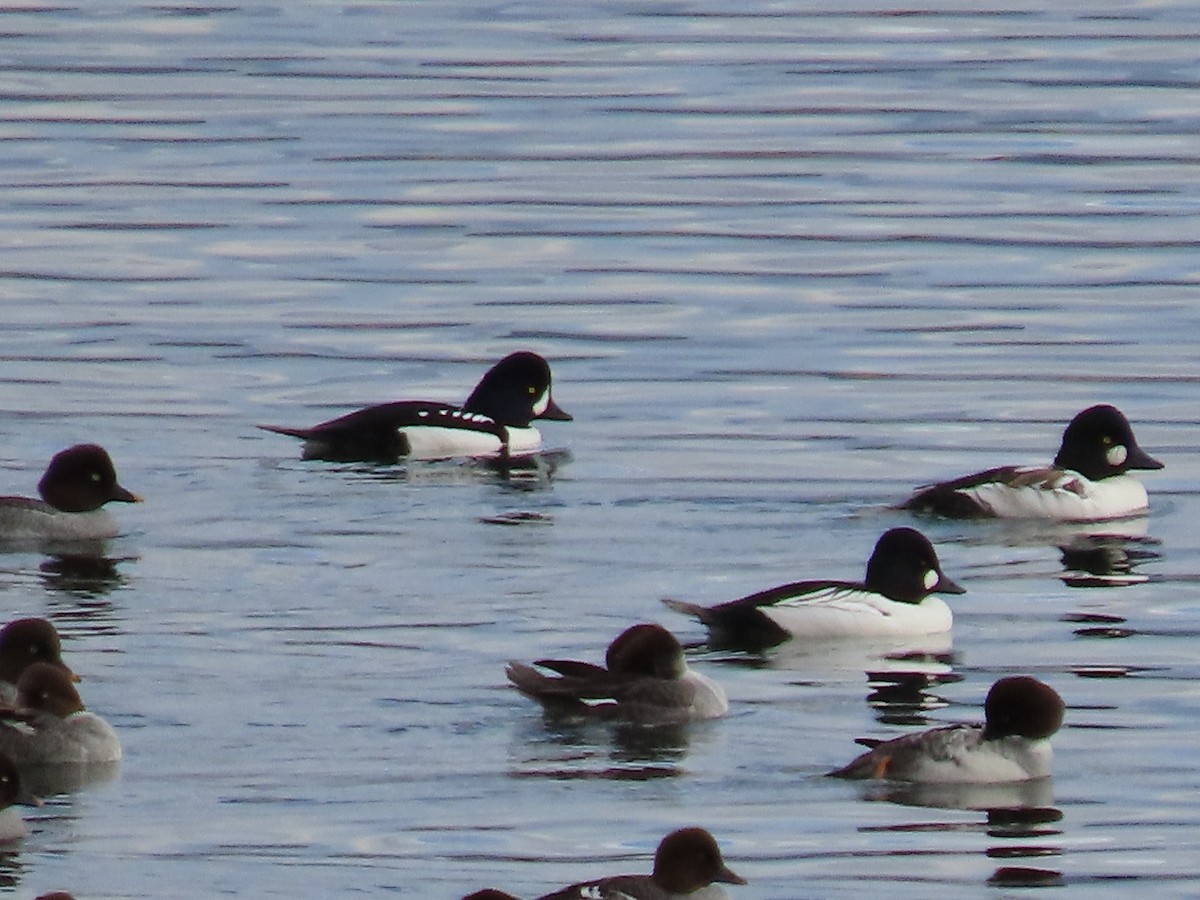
top-left (923, 570), bottom-right (939, 591)
top-left (1106, 444), bottom-right (1128, 467)
top-left (531, 389), bottom-right (550, 417)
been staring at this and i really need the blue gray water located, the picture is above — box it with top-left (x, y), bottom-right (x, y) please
top-left (2, 1), bottom-right (1200, 897)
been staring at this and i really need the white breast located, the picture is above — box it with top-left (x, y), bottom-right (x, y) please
top-left (682, 669), bottom-right (729, 720)
top-left (0, 504), bottom-right (120, 541)
top-left (760, 587), bottom-right (952, 639)
top-left (64, 712), bottom-right (123, 764)
top-left (503, 426), bottom-right (545, 456)
top-left (909, 732), bottom-right (1053, 783)
top-left (402, 425), bottom-right (543, 461)
top-left (0, 711), bottom-right (123, 765)
top-left (963, 473), bottom-right (1149, 522)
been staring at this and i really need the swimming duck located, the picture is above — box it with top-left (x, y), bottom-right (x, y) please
top-left (466, 827), bottom-right (745, 900)
top-left (901, 405), bottom-right (1162, 521)
top-left (829, 675), bottom-right (1064, 783)
top-left (0, 662), bottom-right (121, 765)
top-left (663, 528), bottom-right (963, 649)
top-left (506, 624), bottom-right (728, 724)
top-left (259, 351), bottom-right (571, 463)
top-left (0, 445), bottom-right (140, 541)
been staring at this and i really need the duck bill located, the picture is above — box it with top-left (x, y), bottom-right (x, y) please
top-left (112, 485), bottom-right (143, 504)
top-left (934, 573), bottom-right (967, 595)
top-left (717, 863), bottom-right (747, 886)
top-left (538, 396), bottom-right (573, 422)
top-left (18, 788), bottom-right (42, 809)
top-left (1127, 445), bottom-right (1164, 471)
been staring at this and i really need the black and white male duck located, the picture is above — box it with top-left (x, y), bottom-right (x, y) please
top-left (663, 528), bottom-right (964, 650)
top-left (900, 404), bottom-right (1162, 521)
top-left (259, 351), bottom-right (571, 463)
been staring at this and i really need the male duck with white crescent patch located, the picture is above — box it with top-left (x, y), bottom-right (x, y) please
top-left (829, 675), bottom-right (1064, 783)
top-left (259, 351), bottom-right (571, 463)
top-left (464, 827), bottom-right (746, 900)
top-left (901, 404), bottom-right (1163, 522)
top-left (0, 445), bottom-right (140, 542)
top-left (506, 624), bottom-right (728, 724)
top-left (662, 527), bottom-right (964, 650)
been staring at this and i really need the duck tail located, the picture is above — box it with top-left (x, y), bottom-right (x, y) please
top-left (257, 424), bottom-right (314, 440)
top-left (661, 597), bottom-right (713, 624)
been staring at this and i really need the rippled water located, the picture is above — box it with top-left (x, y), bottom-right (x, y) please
top-left (2, 1), bottom-right (1200, 897)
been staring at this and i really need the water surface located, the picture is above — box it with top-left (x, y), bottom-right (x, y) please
top-left (2, 1), bottom-right (1200, 898)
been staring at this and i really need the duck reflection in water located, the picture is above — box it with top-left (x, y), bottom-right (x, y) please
top-left (855, 779), bottom-right (1063, 891)
top-left (19, 759), bottom-right (120, 798)
top-left (865, 667), bottom-right (963, 728)
top-left (39, 553), bottom-right (130, 598)
top-left (988, 866), bottom-right (1065, 888)
top-left (1058, 530), bottom-right (1161, 588)
top-left (855, 776), bottom-right (1058, 816)
top-left (488, 448), bottom-right (572, 487)
top-left (514, 717), bottom-right (694, 779)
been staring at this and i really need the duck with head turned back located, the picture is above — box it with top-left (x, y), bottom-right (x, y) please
top-left (900, 404), bottom-right (1162, 521)
top-left (0, 445), bottom-right (139, 542)
top-left (506, 624), bottom-right (727, 725)
top-left (259, 351), bottom-right (571, 463)
top-left (664, 528), bottom-right (964, 649)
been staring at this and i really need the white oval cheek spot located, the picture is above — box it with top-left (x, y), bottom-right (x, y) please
top-left (531, 389), bottom-right (550, 416)
top-left (923, 570), bottom-right (939, 591)
top-left (1107, 444), bottom-right (1128, 467)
